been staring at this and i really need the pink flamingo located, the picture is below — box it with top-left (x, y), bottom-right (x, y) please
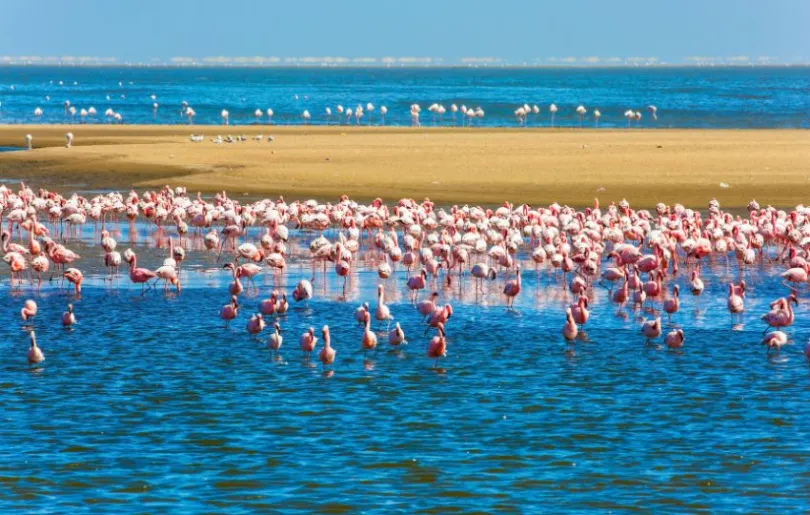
top-left (375, 284), bottom-right (393, 329)
top-left (246, 313), bottom-right (266, 336)
top-left (641, 317), bottom-right (662, 345)
top-left (727, 283), bottom-right (744, 317)
top-left (662, 285), bottom-right (680, 323)
top-left (128, 254), bottom-right (157, 293)
top-left (417, 291), bottom-right (439, 320)
top-left (665, 329), bottom-right (685, 349)
top-left (361, 311), bottom-right (378, 354)
top-left (407, 269), bottom-right (428, 303)
top-left (259, 291), bottom-right (279, 315)
top-left (563, 308), bottom-right (578, 344)
top-left (64, 268), bottom-right (84, 296)
top-left (762, 331), bottom-right (789, 354)
top-left (427, 304), bottom-right (453, 332)
top-left (220, 295), bottom-right (239, 327)
top-left (503, 265), bottom-right (522, 309)
top-left (319, 325), bottom-right (336, 369)
top-left (21, 299), bottom-right (37, 321)
top-left (690, 270), bottom-right (704, 296)
top-left (570, 296), bottom-right (590, 329)
top-left (292, 279), bottom-right (314, 306)
top-left (223, 263), bottom-right (244, 296)
top-left (300, 327), bottom-right (318, 359)
top-left (268, 322), bottom-right (283, 353)
top-left (276, 293), bottom-right (289, 314)
top-left (388, 322), bottom-right (407, 347)
top-left (62, 303), bottom-right (76, 327)
top-left (761, 294), bottom-right (797, 333)
top-left (427, 323), bottom-right (447, 367)
top-left (28, 331), bottom-right (44, 366)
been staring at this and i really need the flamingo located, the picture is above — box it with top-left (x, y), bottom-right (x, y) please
top-left (28, 331), bottom-right (44, 366)
top-left (127, 253), bottom-right (157, 293)
top-left (641, 318), bottom-right (662, 345)
top-left (268, 322), bottom-right (283, 353)
top-left (727, 283), bottom-right (744, 316)
top-left (62, 303), bottom-right (77, 327)
top-left (246, 313), bottom-right (267, 336)
top-left (407, 269), bottom-right (428, 302)
top-left (388, 322), bottom-right (407, 347)
top-left (503, 265), bottom-right (522, 309)
top-left (665, 329), bottom-right (685, 349)
top-left (300, 327), bottom-right (317, 359)
top-left (762, 331), bottom-right (789, 353)
top-left (361, 311), bottom-right (378, 354)
top-left (427, 323), bottom-right (447, 367)
top-left (319, 325), bottom-right (336, 369)
top-left (64, 268), bottom-right (84, 296)
top-left (220, 295), bottom-right (239, 327)
top-left (21, 300), bottom-right (37, 321)
top-left (563, 308), bottom-right (578, 344)
top-left (292, 279), bottom-right (314, 305)
top-left (662, 285), bottom-right (680, 322)
top-left (375, 284), bottom-right (393, 329)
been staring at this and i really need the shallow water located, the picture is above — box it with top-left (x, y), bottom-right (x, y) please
top-left (1, 222), bottom-right (809, 513)
top-left (1, 66), bottom-right (809, 128)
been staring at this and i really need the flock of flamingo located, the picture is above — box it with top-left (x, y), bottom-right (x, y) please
top-left (4, 183), bottom-right (809, 370)
top-left (16, 82), bottom-right (658, 129)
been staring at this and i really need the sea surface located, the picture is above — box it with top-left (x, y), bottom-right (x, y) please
top-left (1, 221), bottom-right (809, 513)
top-left (0, 66), bottom-right (808, 129)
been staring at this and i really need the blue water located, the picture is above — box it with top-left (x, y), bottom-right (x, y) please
top-left (0, 66), bottom-right (808, 128)
top-left (1, 220), bottom-right (810, 512)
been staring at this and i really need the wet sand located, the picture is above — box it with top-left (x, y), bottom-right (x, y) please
top-left (0, 124), bottom-right (808, 207)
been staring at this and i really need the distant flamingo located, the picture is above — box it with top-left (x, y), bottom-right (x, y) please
top-left (503, 265), bottom-right (522, 309)
top-left (665, 329), bottom-right (685, 349)
top-left (361, 311), bottom-right (378, 354)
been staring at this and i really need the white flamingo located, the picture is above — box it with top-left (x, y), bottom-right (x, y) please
top-left (648, 105), bottom-right (658, 120)
top-left (380, 105), bottom-right (387, 125)
top-left (576, 105), bottom-right (586, 127)
top-left (221, 109), bottom-right (229, 125)
top-left (254, 109), bottom-right (262, 123)
top-left (186, 107), bottom-right (196, 124)
top-left (65, 132), bottom-right (74, 148)
top-left (594, 109), bottom-right (601, 126)
top-left (302, 110), bottom-right (311, 124)
top-left (33, 107), bottom-right (43, 117)
top-left (266, 108), bottom-right (274, 123)
top-left (549, 103), bottom-right (558, 127)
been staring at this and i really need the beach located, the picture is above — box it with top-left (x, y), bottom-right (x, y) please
top-left (1, 125), bottom-right (807, 207)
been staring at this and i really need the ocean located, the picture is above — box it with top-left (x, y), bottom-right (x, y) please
top-left (0, 66), bottom-right (808, 128)
top-left (1, 220), bottom-right (809, 512)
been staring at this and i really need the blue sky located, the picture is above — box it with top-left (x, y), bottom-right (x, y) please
top-left (1, 0), bottom-right (807, 64)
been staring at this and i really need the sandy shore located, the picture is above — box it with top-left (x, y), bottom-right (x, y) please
top-left (0, 124), bottom-right (808, 208)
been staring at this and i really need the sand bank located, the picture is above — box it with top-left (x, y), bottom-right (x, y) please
top-left (0, 125), bottom-right (807, 208)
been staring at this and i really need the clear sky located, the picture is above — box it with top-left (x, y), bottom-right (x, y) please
top-left (1, 0), bottom-right (807, 64)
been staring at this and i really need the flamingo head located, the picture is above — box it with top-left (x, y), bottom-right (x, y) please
top-left (444, 304), bottom-right (454, 318)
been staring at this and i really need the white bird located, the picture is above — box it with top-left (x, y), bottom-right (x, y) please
top-left (594, 109), bottom-right (601, 125)
top-left (302, 110), bottom-right (311, 123)
top-left (648, 105), bottom-right (658, 120)
top-left (576, 105), bottom-right (586, 126)
top-left (624, 109), bottom-right (635, 127)
top-left (186, 107), bottom-right (196, 123)
top-left (549, 103), bottom-right (558, 127)
top-left (114, 112), bottom-right (123, 123)
top-left (221, 109), bottom-right (229, 125)
top-left (25, 134), bottom-right (32, 150)
top-left (380, 105), bottom-right (388, 124)
top-left (266, 108), bottom-right (274, 123)
top-left (33, 107), bottom-right (43, 117)
top-left (152, 102), bottom-right (159, 110)
top-left (325, 107), bottom-right (332, 124)
top-left (80, 108), bottom-right (88, 121)
top-left (88, 106), bottom-right (97, 116)
top-left (65, 132), bottom-right (74, 148)
top-left (254, 108), bottom-right (262, 122)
